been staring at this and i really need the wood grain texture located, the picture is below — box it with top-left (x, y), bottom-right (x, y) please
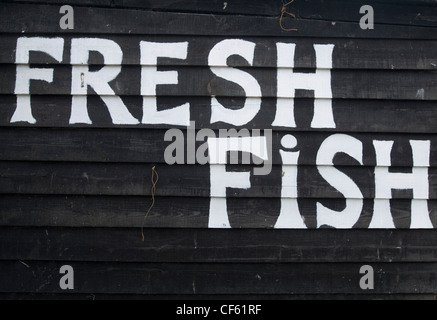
top-left (0, 128), bottom-right (436, 166)
top-left (2, 35), bottom-right (437, 70)
top-left (1, 161), bottom-right (436, 199)
top-left (2, 96), bottom-right (437, 134)
top-left (3, 64), bottom-right (437, 100)
top-left (0, 293), bottom-right (435, 300)
top-left (2, 3), bottom-right (437, 39)
top-left (0, 195), bottom-right (435, 229)
top-left (4, 0), bottom-right (435, 21)
top-left (3, 0), bottom-right (437, 28)
top-left (0, 260), bottom-right (436, 294)
top-left (1, 227), bottom-right (437, 263)
top-left (1, 0), bottom-right (437, 298)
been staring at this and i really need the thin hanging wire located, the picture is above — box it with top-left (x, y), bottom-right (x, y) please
top-left (280, 0), bottom-right (298, 32)
top-left (141, 166), bottom-right (159, 242)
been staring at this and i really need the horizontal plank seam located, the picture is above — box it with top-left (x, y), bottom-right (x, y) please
top-left (2, 1), bottom-right (437, 30)
top-left (0, 3), bottom-right (437, 37)
top-left (2, 259), bottom-right (437, 265)
top-left (0, 160), bottom-right (434, 169)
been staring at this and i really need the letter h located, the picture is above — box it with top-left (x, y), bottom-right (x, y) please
top-left (274, 43), bottom-right (335, 129)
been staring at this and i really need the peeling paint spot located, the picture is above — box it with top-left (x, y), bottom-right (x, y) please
top-left (192, 280), bottom-right (197, 294)
top-left (193, 234), bottom-right (198, 249)
top-left (416, 88), bottom-right (425, 100)
top-left (223, 2), bottom-right (228, 10)
top-left (83, 172), bottom-right (89, 181)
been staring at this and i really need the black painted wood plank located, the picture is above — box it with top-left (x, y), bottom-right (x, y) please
top-left (2, 35), bottom-right (437, 71)
top-left (0, 128), bottom-right (436, 167)
top-left (0, 195), bottom-right (210, 228)
top-left (0, 260), bottom-right (436, 294)
top-left (0, 292), bottom-right (435, 300)
top-left (1, 195), bottom-right (435, 229)
top-left (3, 0), bottom-right (437, 28)
top-left (1, 227), bottom-right (437, 263)
top-left (1, 96), bottom-right (436, 134)
top-left (2, 3), bottom-right (437, 39)
top-left (0, 0), bottom-right (435, 301)
top-left (2, 64), bottom-right (437, 100)
top-left (1, 161), bottom-right (436, 199)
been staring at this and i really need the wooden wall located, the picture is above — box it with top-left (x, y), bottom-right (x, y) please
top-left (0, 0), bottom-right (436, 299)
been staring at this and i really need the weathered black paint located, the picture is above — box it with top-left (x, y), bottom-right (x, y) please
top-left (1, 0), bottom-right (436, 299)
top-left (1, 195), bottom-right (436, 229)
top-left (2, 161), bottom-right (437, 199)
top-left (2, 64), bottom-right (437, 99)
top-left (1, 260), bottom-right (437, 295)
top-left (2, 35), bottom-right (437, 70)
top-left (2, 228), bottom-right (437, 263)
top-left (2, 128), bottom-right (437, 165)
top-left (2, 2), bottom-right (437, 39)
top-left (2, 97), bottom-right (437, 133)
